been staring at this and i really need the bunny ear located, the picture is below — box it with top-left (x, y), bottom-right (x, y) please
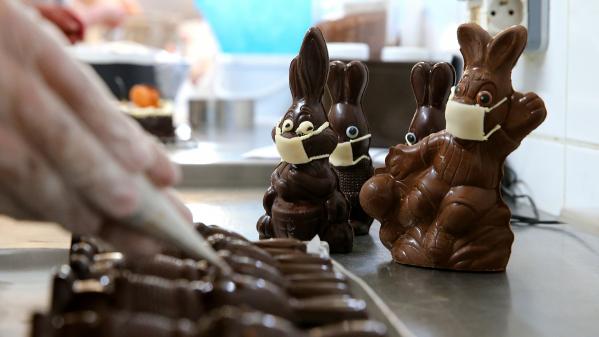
top-left (410, 62), bottom-right (432, 107)
top-left (457, 23), bottom-right (492, 68)
top-left (297, 27), bottom-right (330, 102)
top-left (346, 61), bottom-right (368, 105)
top-left (327, 60), bottom-right (347, 103)
top-left (288, 57), bottom-right (303, 99)
top-left (486, 25), bottom-right (528, 73)
top-left (428, 62), bottom-right (455, 108)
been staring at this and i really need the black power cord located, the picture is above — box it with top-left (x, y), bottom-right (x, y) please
top-left (501, 163), bottom-right (562, 226)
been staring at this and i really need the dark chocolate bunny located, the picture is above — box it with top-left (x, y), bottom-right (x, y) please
top-left (327, 60), bottom-right (374, 235)
top-left (404, 62), bottom-right (455, 145)
top-left (257, 28), bottom-right (353, 253)
top-left (360, 24), bottom-right (547, 271)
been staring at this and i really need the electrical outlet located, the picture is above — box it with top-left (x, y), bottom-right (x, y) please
top-left (485, 0), bottom-right (524, 35)
top-left (481, 0), bottom-right (548, 52)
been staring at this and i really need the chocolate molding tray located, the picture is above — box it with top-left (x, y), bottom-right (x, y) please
top-left (0, 234), bottom-right (416, 336)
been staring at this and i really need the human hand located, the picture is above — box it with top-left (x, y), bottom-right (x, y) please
top-left (0, 1), bottom-right (189, 255)
top-left (35, 4), bottom-right (85, 43)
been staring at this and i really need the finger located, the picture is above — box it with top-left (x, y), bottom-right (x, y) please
top-left (0, 124), bottom-right (101, 234)
top-left (98, 221), bottom-right (165, 258)
top-left (42, 50), bottom-right (184, 184)
top-left (145, 137), bottom-right (180, 187)
top-left (6, 1), bottom-right (157, 173)
top-left (11, 64), bottom-right (139, 220)
top-left (41, 59), bottom-right (157, 172)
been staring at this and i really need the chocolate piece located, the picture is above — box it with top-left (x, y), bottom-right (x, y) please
top-left (292, 295), bottom-right (368, 327)
top-left (195, 222), bottom-right (249, 242)
top-left (286, 281), bottom-right (350, 299)
top-left (32, 308), bottom-right (386, 337)
top-left (32, 311), bottom-right (195, 337)
top-left (275, 253), bottom-right (332, 266)
top-left (208, 234), bottom-right (278, 267)
top-left (113, 273), bottom-right (205, 319)
top-left (256, 27), bottom-right (353, 254)
top-left (253, 238), bottom-right (307, 252)
top-left (197, 306), bottom-right (385, 337)
top-left (286, 272), bottom-right (347, 284)
top-left (310, 319), bottom-right (388, 337)
top-left (218, 251), bottom-right (287, 288)
top-left (327, 60), bottom-right (375, 235)
top-left (278, 263), bottom-right (332, 276)
top-left (404, 61), bottom-right (455, 146)
top-left (359, 24), bottom-right (547, 271)
top-left (196, 306), bottom-right (302, 337)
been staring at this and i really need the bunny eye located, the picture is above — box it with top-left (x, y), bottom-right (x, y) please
top-left (405, 132), bottom-right (417, 145)
top-left (296, 121), bottom-right (314, 136)
top-left (346, 126), bottom-right (359, 139)
top-left (476, 91), bottom-right (493, 106)
top-left (282, 119), bottom-right (294, 132)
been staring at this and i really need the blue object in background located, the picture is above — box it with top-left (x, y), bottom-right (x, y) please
top-left (195, 0), bottom-right (313, 54)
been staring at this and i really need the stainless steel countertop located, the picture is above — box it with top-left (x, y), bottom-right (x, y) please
top-left (2, 188), bottom-right (599, 337)
top-left (181, 188), bottom-right (599, 337)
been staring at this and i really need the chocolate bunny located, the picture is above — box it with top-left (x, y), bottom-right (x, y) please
top-left (359, 24), bottom-right (547, 271)
top-left (256, 28), bottom-right (353, 253)
top-left (327, 60), bottom-right (374, 235)
top-left (404, 62), bottom-right (455, 146)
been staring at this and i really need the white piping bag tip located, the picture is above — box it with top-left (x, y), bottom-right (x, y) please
top-left (122, 176), bottom-right (232, 275)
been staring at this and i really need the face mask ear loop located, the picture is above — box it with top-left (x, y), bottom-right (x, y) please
top-left (481, 96), bottom-right (510, 141)
top-left (349, 133), bottom-right (372, 144)
top-left (485, 96), bottom-right (509, 112)
top-left (482, 124), bottom-right (502, 141)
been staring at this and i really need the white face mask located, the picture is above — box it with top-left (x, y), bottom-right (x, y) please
top-left (445, 88), bottom-right (508, 141)
top-left (274, 120), bottom-right (331, 164)
top-left (329, 133), bottom-right (372, 167)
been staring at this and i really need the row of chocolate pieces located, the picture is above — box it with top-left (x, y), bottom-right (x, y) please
top-left (359, 23), bottom-right (547, 271)
top-left (257, 27), bottom-right (375, 253)
top-left (32, 223), bottom-right (387, 337)
top-left (32, 306), bottom-right (386, 337)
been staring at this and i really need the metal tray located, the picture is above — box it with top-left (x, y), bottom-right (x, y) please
top-left (333, 261), bottom-right (416, 337)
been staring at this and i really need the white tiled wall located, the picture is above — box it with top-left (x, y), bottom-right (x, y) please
top-left (509, 0), bottom-right (599, 223)
top-left (508, 137), bottom-right (565, 215)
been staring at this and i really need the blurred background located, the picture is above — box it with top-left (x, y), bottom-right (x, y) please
top-left (29, 0), bottom-right (598, 229)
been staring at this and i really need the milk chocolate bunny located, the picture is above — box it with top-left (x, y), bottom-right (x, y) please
top-left (327, 60), bottom-right (374, 235)
top-left (257, 28), bottom-right (353, 253)
top-left (404, 62), bottom-right (455, 146)
top-left (360, 24), bottom-right (547, 271)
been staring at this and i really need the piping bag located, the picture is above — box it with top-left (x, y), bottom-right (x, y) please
top-left (121, 175), bottom-right (232, 275)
